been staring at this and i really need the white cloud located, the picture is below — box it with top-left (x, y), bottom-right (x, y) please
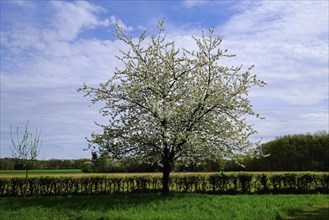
top-left (108, 16), bottom-right (134, 32)
top-left (183, 0), bottom-right (209, 8)
top-left (223, 1), bottom-right (328, 42)
top-left (50, 1), bottom-right (110, 41)
top-left (1, 1), bottom-right (132, 86)
top-left (200, 0), bottom-right (329, 142)
top-left (1, 1), bottom-right (133, 51)
top-left (0, 1), bottom-right (132, 159)
top-left (9, 0), bottom-right (35, 8)
top-left (219, 1), bottom-right (328, 107)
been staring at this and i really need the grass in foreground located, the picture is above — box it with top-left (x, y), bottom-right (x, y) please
top-left (0, 194), bottom-right (328, 220)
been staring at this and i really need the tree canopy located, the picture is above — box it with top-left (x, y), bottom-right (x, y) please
top-left (78, 21), bottom-right (266, 194)
top-left (10, 120), bottom-right (42, 195)
top-left (10, 121), bottom-right (42, 176)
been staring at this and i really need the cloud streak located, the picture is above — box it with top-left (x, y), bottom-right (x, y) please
top-left (183, 0), bottom-right (209, 8)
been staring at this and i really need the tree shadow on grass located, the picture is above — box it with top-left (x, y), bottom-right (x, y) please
top-left (0, 193), bottom-right (182, 212)
top-left (282, 206), bottom-right (329, 220)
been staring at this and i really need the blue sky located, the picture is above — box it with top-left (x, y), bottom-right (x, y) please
top-left (1, 0), bottom-right (328, 159)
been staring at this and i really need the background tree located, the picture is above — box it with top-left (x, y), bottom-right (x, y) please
top-left (0, 158), bottom-right (15, 170)
top-left (10, 121), bottom-right (42, 195)
top-left (91, 152), bottom-right (111, 172)
top-left (246, 131), bottom-right (329, 171)
top-left (78, 21), bottom-right (266, 194)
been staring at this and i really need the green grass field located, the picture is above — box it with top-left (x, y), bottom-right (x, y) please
top-left (0, 193), bottom-right (328, 220)
top-left (0, 169), bottom-right (82, 174)
top-left (0, 170), bottom-right (215, 178)
top-left (0, 169), bottom-right (83, 177)
top-left (1, 170), bottom-right (326, 178)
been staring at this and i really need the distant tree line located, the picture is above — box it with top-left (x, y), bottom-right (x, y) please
top-left (0, 158), bottom-right (91, 171)
top-left (0, 154), bottom-right (241, 172)
top-left (1, 131), bottom-right (327, 172)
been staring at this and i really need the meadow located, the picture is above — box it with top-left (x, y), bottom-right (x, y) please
top-left (0, 169), bottom-right (83, 176)
top-left (0, 193), bottom-right (328, 220)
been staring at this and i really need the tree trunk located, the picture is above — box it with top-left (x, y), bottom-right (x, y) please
top-left (24, 168), bottom-right (29, 197)
top-left (162, 160), bottom-right (171, 195)
top-left (25, 169), bottom-right (29, 181)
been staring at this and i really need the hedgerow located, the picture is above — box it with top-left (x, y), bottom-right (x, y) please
top-left (0, 172), bottom-right (328, 196)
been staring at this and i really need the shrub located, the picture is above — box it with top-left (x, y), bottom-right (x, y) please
top-left (0, 172), bottom-right (328, 197)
